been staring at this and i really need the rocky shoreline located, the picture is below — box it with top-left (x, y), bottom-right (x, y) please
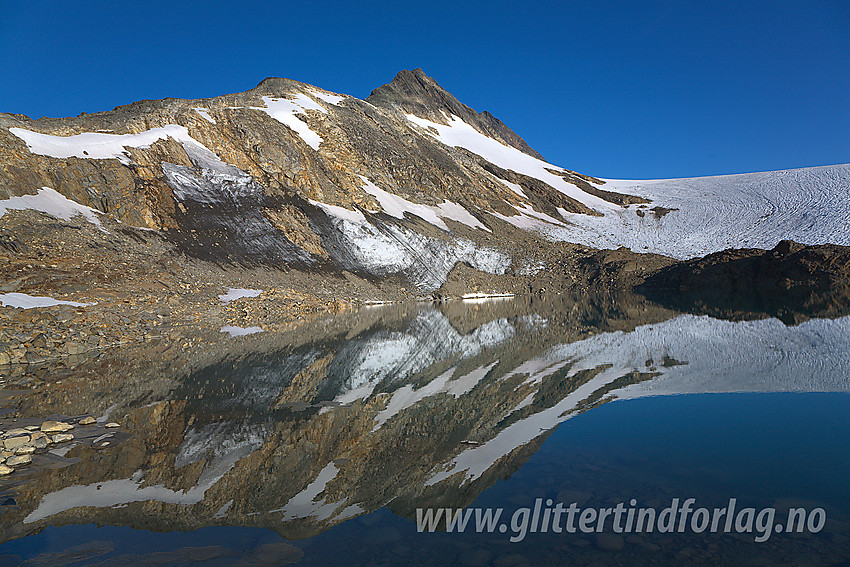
top-left (2, 228), bottom-right (849, 372)
top-left (0, 416), bottom-right (123, 477)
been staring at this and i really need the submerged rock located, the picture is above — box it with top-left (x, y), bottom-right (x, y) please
top-left (29, 432), bottom-right (49, 449)
top-left (6, 454), bottom-right (31, 467)
top-left (40, 421), bottom-right (73, 433)
top-left (51, 433), bottom-right (74, 444)
top-left (2, 428), bottom-right (30, 438)
top-left (2, 435), bottom-right (30, 451)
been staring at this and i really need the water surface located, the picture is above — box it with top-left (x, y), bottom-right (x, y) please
top-left (1, 293), bottom-right (848, 566)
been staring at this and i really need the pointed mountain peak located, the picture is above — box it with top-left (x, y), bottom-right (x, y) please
top-left (387, 68), bottom-right (453, 97)
top-left (367, 68), bottom-right (465, 118)
top-left (396, 67), bottom-right (438, 83)
top-left (367, 69), bottom-right (544, 160)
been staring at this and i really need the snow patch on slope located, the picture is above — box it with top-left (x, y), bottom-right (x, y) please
top-left (406, 113), bottom-right (615, 213)
top-left (252, 94), bottom-right (327, 150)
top-left (316, 195), bottom-right (508, 290)
top-left (490, 203), bottom-right (568, 230)
top-left (162, 163), bottom-right (261, 204)
top-left (0, 187), bottom-right (103, 226)
top-left (10, 125), bottom-right (205, 165)
top-left (461, 293), bottom-right (515, 303)
top-left (309, 89), bottom-right (346, 106)
top-left (359, 176), bottom-right (488, 232)
top-left (218, 288), bottom-right (262, 303)
top-left (0, 292), bottom-right (93, 309)
top-left (194, 108), bottom-right (216, 123)
top-left (309, 200), bottom-right (366, 223)
top-left (163, 140), bottom-right (264, 204)
top-left (435, 200), bottom-right (490, 231)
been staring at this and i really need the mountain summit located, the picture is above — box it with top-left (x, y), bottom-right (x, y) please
top-left (0, 69), bottom-right (848, 328)
top-left (366, 68), bottom-right (545, 160)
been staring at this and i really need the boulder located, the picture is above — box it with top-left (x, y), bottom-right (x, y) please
top-left (2, 435), bottom-right (31, 451)
top-left (6, 454), bottom-right (32, 467)
top-left (41, 420), bottom-right (73, 433)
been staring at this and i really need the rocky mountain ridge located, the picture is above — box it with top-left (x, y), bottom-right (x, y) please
top-left (1, 69), bottom-right (849, 368)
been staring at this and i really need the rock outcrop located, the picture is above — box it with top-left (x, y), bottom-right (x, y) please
top-left (639, 240), bottom-right (850, 323)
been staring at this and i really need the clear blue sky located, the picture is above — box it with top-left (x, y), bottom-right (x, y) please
top-left (1, 0), bottom-right (847, 179)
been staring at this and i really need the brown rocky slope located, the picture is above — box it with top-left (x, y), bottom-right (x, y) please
top-left (1, 68), bottom-right (848, 367)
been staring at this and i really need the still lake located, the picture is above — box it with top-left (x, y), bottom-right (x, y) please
top-left (1, 293), bottom-right (848, 566)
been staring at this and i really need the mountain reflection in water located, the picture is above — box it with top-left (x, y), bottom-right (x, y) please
top-left (1, 292), bottom-right (849, 565)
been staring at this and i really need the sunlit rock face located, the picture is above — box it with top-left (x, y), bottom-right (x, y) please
top-left (0, 70), bottom-right (558, 291)
top-left (5, 69), bottom-right (847, 293)
top-left (3, 293), bottom-right (850, 542)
